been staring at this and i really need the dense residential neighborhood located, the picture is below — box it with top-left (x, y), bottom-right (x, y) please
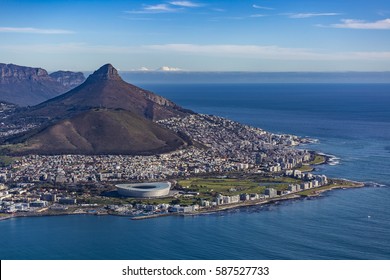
top-left (1, 114), bottom-right (314, 183)
top-left (0, 113), bottom-right (333, 217)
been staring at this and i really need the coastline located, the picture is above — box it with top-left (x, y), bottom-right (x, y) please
top-left (299, 180), bottom-right (365, 197)
top-left (180, 179), bottom-right (365, 218)
top-left (0, 151), bottom-right (367, 222)
top-left (0, 178), bottom-right (366, 222)
top-left (1, 83), bottom-right (389, 261)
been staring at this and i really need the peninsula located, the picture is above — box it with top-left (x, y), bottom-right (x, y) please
top-left (0, 64), bottom-right (364, 220)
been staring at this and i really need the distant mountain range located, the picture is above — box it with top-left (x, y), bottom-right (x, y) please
top-left (0, 63), bottom-right (85, 106)
top-left (4, 64), bottom-right (193, 155)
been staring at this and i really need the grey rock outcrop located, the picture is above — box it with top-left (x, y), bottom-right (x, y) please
top-left (49, 71), bottom-right (85, 88)
top-left (0, 63), bottom-right (85, 106)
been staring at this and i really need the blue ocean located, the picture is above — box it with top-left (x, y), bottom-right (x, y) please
top-left (1, 83), bottom-right (389, 260)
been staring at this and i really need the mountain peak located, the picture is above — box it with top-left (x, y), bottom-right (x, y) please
top-left (87, 64), bottom-right (122, 81)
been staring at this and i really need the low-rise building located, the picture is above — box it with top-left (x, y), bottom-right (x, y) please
top-left (58, 197), bottom-right (77, 205)
top-left (29, 201), bottom-right (48, 208)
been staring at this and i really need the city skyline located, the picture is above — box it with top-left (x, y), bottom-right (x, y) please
top-left (1, 0), bottom-right (390, 71)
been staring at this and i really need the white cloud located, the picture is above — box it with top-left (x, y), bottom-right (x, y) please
top-left (0, 27), bottom-right (73, 34)
top-left (288, 13), bottom-right (341, 19)
top-left (126, 1), bottom-right (202, 14)
top-left (2, 43), bottom-right (390, 63)
top-left (126, 4), bottom-right (180, 14)
top-left (156, 66), bottom-right (182, 71)
top-left (146, 44), bottom-right (320, 59)
top-left (330, 18), bottom-right (390, 30)
top-left (145, 44), bottom-right (390, 61)
top-left (0, 43), bottom-right (140, 54)
top-left (169, 1), bottom-right (202, 8)
top-left (252, 5), bottom-right (274, 10)
top-left (212, 14), bottom-right (267, 21)
top-left (145, 4), bottom-right (175, 12)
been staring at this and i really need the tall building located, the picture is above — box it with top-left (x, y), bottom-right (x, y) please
top-left (264, 188), bottom-right (277, 198)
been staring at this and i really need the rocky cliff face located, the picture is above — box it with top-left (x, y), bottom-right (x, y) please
top-left (0, 64), bottom-right (51, 84)
top-left (0, 63), bottom-right (85, 106)
top-left (49, 71), bottom-right (85, 88)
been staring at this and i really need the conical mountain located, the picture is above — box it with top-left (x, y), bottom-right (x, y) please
top-left (86, 63), bottom-right (122, 81)
top-left (6, 64), bottom-right (193, 155)
top-left (29, 63), bottom-right (191, 121)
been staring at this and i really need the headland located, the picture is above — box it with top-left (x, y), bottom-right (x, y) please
top-left (0, 64), bottom-right (366, 221)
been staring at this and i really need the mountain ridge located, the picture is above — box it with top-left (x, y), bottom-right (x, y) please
top-left (4, 63), bottom-right (193, 155)
top-left (0, 63), bottom-right (85, 106)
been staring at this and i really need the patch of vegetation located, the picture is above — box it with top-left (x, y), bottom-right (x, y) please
top-left (257, 177), bottom-right (301, 184)
top-left (296, 165), bottom-right (314, 172)
top-left (330, 179), bottom-right (362, 187)
top-left (177, 176), bottom-right (300, 198)
top-left (128, 197), bottom-right (178, 205)
top-left (178, 177), bottom-right (262, 195)
top-left (0, 155), bottom-right (18, 167)
top-left (308, 155), bottom-right (326, 165)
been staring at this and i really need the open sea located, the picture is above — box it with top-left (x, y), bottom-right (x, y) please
top-left (1, 83), bottom-right (389, 260)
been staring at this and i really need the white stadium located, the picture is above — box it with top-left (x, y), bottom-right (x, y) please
top-left (116, 182), bottom-right (171, 198)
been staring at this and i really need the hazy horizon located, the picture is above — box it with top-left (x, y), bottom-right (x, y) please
top-left (98, 69), bottom-right (390, 84)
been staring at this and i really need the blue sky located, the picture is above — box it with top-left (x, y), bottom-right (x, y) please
top-left (1, 0), bottom-right (390, 71)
